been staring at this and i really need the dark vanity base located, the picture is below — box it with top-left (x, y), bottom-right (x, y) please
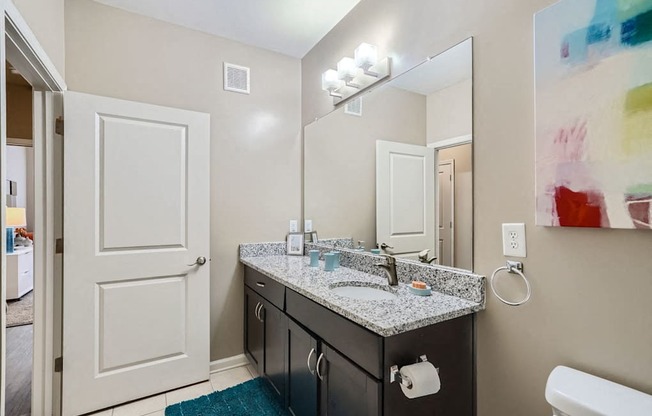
top-left (244, 266), bottom-right (474, 416)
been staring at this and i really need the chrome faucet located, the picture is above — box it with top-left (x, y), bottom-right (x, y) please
top-left (418, 249), bottom-right (438, 264)
top-left (376, 254), bottom-right (399, 286)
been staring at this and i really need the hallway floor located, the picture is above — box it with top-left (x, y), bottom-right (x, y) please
top-left (89, 365), bottom-right (258, 416)
top-left (6, 324), bottom-right (33, 416)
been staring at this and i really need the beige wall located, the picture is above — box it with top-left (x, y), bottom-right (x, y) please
top-left (13, 0), bottom-right (65, 77)
top-left (427, 79), bottom-right (472, 144)
top-left (302, 0), bottom-right (652, 414)
top-left (65, 0), bottom-right (301, 361)
top-left (305, 86), bottom-right (426, 248)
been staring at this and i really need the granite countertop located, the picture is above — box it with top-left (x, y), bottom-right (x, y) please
top-left (240, 254), bottom-right (483, 337)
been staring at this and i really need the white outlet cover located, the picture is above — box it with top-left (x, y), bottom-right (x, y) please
top-left (289, 220), bottom-right (298, 233)
top-left (304, 220), bottom-right (313, 232)
top-left (502, 223), bottom-right (526, 257)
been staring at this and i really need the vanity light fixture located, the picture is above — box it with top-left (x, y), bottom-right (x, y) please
top-left (321, 42), bottom-right (391, 105)
top-left (322, 69), bottom-right (343, 98)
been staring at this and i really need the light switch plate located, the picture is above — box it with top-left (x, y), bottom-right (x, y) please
top-left (502, 223), bottom-right (526, 257)
top-left (304, 220), bottom-right (313, 232)
top-left (289, 220), bottom-right (298, 233)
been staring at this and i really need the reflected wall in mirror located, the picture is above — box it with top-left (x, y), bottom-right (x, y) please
top-left (304, 38), bottom-right (473, 271)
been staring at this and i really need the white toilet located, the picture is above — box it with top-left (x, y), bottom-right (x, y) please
top-left (546, 366), bottom-right (652, 416)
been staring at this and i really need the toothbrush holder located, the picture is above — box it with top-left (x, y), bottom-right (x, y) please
top-left (324, 253), bottom-right (336, 271)
top-left (309, 250), bottom-right (320, 267)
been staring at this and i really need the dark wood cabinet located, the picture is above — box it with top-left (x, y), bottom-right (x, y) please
top-left (287, 319), bottom-right (318, 416)
top-left (261, 298), bottom-right (287, 398)
top-left (319, 343), bottom-right (381, 416)
top-left (244, 266), bottom-right (474, 416)
top-left (244, 285), bottom-right (287, 399)
top-left (244, 286), bottom-right (264, 371)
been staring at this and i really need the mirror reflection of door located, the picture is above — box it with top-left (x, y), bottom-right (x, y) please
top-left (434, 143), bottom-right (473, 270)
top-left (438, 160), bottom-right (454, 266)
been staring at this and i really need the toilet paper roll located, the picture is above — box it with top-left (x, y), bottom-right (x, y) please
top-left (400, 361), bottom-right (441, 399)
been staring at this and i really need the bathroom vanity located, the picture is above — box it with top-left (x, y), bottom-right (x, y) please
top-left (240, 244), bottom-right (484, 416)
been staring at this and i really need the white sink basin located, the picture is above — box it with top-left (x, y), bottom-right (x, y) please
top-left (330, 285), bottom-right (397, 301)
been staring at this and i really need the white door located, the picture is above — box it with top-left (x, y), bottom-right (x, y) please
top-left (62, 92), bottom-right (210, 415)
top-left (376, 140), bottom-right (435, 258)
top-left (437, 160), bottom-right (454, 266)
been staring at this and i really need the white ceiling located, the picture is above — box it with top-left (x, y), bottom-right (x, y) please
top-left (389, 39), bottom-right (472, 96)
top-left (93, 0), bottom-right (361, 58)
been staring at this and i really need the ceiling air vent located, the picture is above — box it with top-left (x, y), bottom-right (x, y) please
top-left (344, 98), bottom-right (362, 116)
top-left (224, 63), bottom-right (250, 94)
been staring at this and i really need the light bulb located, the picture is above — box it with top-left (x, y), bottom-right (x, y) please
top-left (354, 43), bottom-right (378, 69)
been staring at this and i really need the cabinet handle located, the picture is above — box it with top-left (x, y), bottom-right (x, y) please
top-left (254, 302), bottom-right (262, 320)
top-left (258, 304), bottom-right (264, 322)
top-left (307, 348), bottom-right (316, 375)
top-left (256, 282), bottom-right (265, 287)
top-left (316, 353), bottom-right (325, 381)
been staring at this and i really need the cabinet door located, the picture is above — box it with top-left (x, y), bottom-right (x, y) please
top-left (244, 287), bottom-right (264, 373)
top-left (260, 299), bottom-right (286, 398)
top-left (319, 343), bottom-right (381, 416)
top-left (287, 319), bottom-right (318, 416)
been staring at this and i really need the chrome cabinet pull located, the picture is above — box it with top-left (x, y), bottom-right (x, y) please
top-left (316, 353), bottom-right (325, 381)
top-left (254, 302), bottom-right (262, 320)
top-left (307, 348), bottom-right (316, 375)
top-left (256, 282), bottom-right (265, 287)
top-left (188, 256), bottom-right (207, 266)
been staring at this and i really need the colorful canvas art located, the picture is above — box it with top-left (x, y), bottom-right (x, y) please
top-left (535, 0), bottom-right (652, 229)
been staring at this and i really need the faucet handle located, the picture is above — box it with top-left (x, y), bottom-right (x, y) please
top-left (380, 254), bottom-right (396, 264)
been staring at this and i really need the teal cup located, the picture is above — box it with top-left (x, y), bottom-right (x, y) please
top-left (329, 251), bottom-right (340, 268)
top-left (324, 253), bottom-right (336, 271)
top-left (309, 250), bottom-right (320, 267)
top-left (370, 248), bottom-right (381, 255)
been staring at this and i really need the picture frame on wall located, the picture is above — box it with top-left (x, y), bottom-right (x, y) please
top-left (310, 231), bottom-right (318, 242)
top-left (286, 232), bottom-right (304, 256)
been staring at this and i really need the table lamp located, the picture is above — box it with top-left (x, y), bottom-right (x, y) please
top-left (6, 207), bottom-right (26, 254)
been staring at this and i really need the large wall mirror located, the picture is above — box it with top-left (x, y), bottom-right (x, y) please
top-left (304, 38), bottom-right (473, 271)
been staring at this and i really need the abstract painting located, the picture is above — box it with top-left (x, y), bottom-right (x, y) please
top-left (535, 0), bottom-right (652, 229)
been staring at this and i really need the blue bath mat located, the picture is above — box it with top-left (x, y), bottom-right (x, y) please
top-left (165, 377), bottom-right (289, 416)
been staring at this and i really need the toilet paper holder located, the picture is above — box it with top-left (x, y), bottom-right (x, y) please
top-left (390, 355), bottom-right (437, 389)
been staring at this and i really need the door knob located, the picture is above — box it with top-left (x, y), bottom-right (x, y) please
top-left (380, 243), bottom-right (394, 250)
top-left (188, 256), bottom-right (207, 266)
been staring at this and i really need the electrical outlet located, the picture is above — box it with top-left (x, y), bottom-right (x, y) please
top-left (289, 220), bottom-right (298, 233)
top-left (304, 220), bottom-right (313, 232)
top-left (502, 223), bottom-right (526, 257)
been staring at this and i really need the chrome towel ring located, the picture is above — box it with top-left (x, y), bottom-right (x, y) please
top-left (490, 260), bottom-right (531, 306)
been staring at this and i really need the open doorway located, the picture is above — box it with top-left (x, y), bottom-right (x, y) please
top-left (5, 61), bottom-right (35, 416)
top-left (435, 143), bottom-right (472, 270)
top-left (5, 60), bottom-right (35, 416)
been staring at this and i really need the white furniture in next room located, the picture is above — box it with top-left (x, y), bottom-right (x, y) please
top-left (6, 246), bottom-right (33, 300)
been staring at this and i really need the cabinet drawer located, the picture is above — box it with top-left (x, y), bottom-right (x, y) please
top-left (17, 250), bottom-right (33, 274)
top-left (244, 267), bottom-right (285, 310)
top-left (286, 289), bottom-right (383, 379)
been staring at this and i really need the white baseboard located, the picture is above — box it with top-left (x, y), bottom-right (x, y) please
top-left (210, 354), bottom-right (249, 374)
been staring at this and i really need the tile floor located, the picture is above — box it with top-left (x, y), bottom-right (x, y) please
top-left (88, 365), bottom-right (259, 416)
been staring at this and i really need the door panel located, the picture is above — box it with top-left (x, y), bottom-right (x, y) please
top-left (99, 115), bottom-right (187, 250)
top-left (320, 343), bottom-right (381, 416)
top-left (438, 161), bottom-right (454, 266)
top-left (262, 300), bottom-right (286, 398)
top-left (287, 319), bottom-right (318, 416)
top-left (98, 275), bottom-right (186, 373)
top-left (244, 287), bottom-right (264, 371)
top-left (63, 91), bottom-right (210, 415)
top-left (376, 140), bottom-right (435, 257)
